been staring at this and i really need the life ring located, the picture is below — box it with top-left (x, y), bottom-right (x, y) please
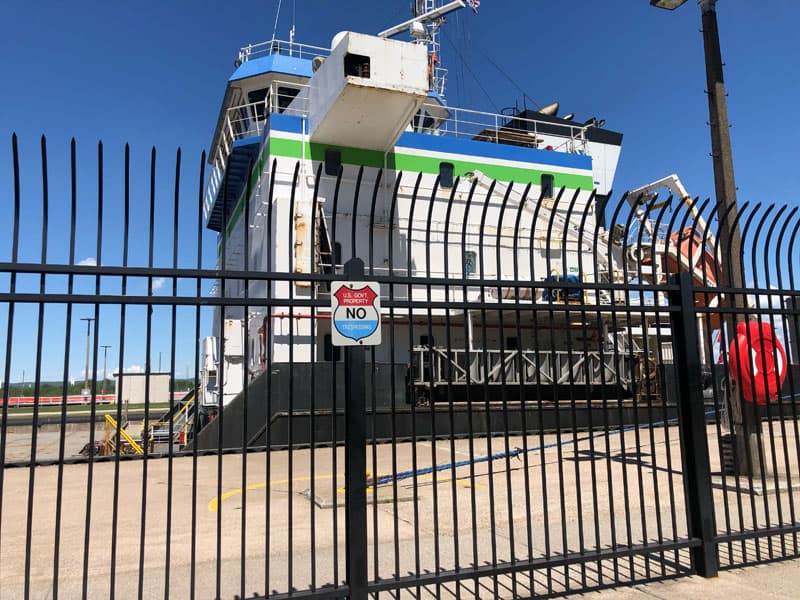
top-left (728, 321), bottom-right (787, 405)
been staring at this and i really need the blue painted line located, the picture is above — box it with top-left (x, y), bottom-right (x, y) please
top-left (269, 112), bottom-right (304, 134)
top-left (397, 130), bottom-right (592, 170)
top-left (373, 408), bottom-right (720, 487)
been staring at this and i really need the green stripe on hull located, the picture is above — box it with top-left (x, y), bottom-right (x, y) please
top-left (218, 134), bottom-right (594, 253)
top-left (268, 137), bottom-right (595, 190)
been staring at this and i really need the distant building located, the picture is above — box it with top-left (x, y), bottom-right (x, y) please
top-left (113, 372), bottom-right (171, 406)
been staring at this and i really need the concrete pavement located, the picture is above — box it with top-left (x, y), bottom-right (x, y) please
top-left (2, 420), bottom-right (799, 598)
top-left (578, 558), bottom-right (800, 599)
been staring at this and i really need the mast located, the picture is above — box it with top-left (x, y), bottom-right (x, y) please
top-left (416, 1), bottom-right (443, 95)
top-left (379, 0), bottom-right (469, 98)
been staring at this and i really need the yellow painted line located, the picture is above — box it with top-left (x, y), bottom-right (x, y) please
top-left (335, 472), bottom-right (486, 494)
top-left (211, 469), bottom-right (485, 511)
top-left (208, 474), bottom-right (337, 512)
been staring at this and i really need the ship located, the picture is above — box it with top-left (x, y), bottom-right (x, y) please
top-left (177, 0), bottom-right (721, 451)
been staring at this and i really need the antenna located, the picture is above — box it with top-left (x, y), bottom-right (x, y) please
top-left (271, 0), bottom-right (283, 42)
top-left (378, 1), bottom-right (465, 39)
top-left (289, 0), bottom-right (296, 52)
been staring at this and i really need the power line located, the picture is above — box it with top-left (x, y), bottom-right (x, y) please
top-left (441, 29), bottom-right (500, 113)
top-left (484, 54), bottom-right (541, 110)
top-left (444, 22), bottom-right (542, 111)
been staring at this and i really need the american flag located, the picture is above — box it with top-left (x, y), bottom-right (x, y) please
top-left (466, 0), bottom-right (480, 13)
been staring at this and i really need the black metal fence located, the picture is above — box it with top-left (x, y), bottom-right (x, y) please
top-left (1, 136), bottom-right (799, 599)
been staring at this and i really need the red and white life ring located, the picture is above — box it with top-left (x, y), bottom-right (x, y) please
top-left (729, 321), bottom-right (787, 405)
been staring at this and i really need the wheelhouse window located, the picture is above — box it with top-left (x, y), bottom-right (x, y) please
top-left (276, 86), bottom-right (299, 113)
top-left (541, 174), bottom-right (555, 200)
top-left (344, 53), bottom-right (371, 78)
top-left (439, 162), bottom-right (455, 188)
top-left (325, 149), bottom-right (342, 177)
top-left (412, 110), bottom-right (436, 132)
top-left (247, 88), bottom-right (269, 120)
top-left (325, 149), bottom-right (342, 176)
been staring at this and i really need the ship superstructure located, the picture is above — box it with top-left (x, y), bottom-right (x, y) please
top-left (189, 2), bottom-right (709, 446)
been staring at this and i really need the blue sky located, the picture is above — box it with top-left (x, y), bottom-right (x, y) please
top-left (1, 0), bottom-right (799, 383)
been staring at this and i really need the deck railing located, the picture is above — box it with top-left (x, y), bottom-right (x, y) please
top-left (428, 105), bottom-right (593, 153)
top-left (236, 38), bottom-right (331, 65)
top-left (203, 81), bottom-right (310, 223)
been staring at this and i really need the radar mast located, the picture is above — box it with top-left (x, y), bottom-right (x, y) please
top-left (378, 1), bottom-right (471, 97)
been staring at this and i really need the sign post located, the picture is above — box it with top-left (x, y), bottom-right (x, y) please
top-left (334, 257), bottom-right (381, 600)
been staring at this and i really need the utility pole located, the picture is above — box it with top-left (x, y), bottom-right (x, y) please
top-left (80, 317), bottom-right (95, 398)
top-left (698, 0), bottom-right (755, 477)
top-left (101, 345), bottom-right (112, 395)
top-left (651, 0), bottom-right (756, 477)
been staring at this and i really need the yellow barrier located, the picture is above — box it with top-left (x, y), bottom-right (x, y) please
top-left (105, 414), bottom-right (144, 455)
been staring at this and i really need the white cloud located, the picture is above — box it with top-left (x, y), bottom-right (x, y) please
top-left (152, 277), bottom-right (166, 291)
top-left (77, 257), bottom-right (97, 266)
top-left (124, 364), bottom-right (145, 374)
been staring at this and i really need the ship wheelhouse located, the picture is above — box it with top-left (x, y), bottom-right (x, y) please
top-left (204, 42), bottom-right (320, 233)
top-left (199, 30), bottom-right (629, 417)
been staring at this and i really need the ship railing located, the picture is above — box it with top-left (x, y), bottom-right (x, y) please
top-left (266, 80), bottom-right (310, 117)
top-left (203, 98), bottom-right (267, 222)
top-left (431, 66), bottom-right (449, 97)
top-left (430, 106), bottom-right (591, 154)
top-left (203, 82), bottom-right (311, 223)
top-left (213, 80), bottom-right (311, 167)
top-left (410, 346), bottom-right (643, 389)
top-left (236, 38), bottom-right (330, 65)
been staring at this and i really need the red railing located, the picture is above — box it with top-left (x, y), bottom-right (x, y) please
top-left (1, 394), bottom-right (117, 407)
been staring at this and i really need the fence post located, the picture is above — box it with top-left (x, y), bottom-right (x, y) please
top-left (344, 257), bottom-right (368, 600)
top-left (668, 271), bottom-right (718, 577)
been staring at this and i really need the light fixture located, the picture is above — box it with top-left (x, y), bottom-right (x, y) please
top-left (563, 113), bottom-right (575, 121)
top-left (583, 117), bottom-right (606, 128)
top-left (650, 0), bottom-right (689, 9)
